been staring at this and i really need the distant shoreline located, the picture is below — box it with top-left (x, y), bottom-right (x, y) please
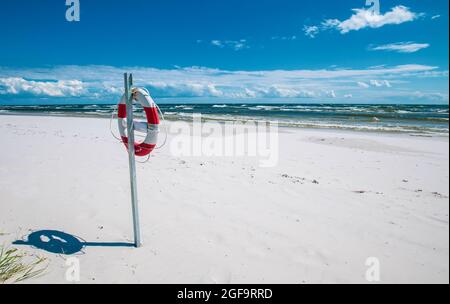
top-left (1, 111), bottom-right (448, 138)
top-left (1, 104), bottom-right (448, 137)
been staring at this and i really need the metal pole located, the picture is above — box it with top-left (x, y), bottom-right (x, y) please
top-left (124, 73), bottom-right (141, 248)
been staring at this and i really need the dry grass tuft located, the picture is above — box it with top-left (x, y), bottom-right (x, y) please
top-left (0, 246), bottom-right (47, 284)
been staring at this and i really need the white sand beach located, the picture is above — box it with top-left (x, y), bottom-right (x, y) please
top-left (0, 114), bottom-right (448, 284)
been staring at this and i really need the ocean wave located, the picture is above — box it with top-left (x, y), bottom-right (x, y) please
top-left (174, 105), bottom-right (194, 110)
top-left (248, 105), bottom-right (279, 111)
top-left (169, 113), bottom-right (448, 135)
top-left (1, 104), bottom-right (448, 135)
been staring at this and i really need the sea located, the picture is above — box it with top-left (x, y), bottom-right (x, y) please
top-left (0, 104), bottom-right (448, 136)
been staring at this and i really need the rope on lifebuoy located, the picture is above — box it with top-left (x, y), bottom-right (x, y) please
top-left (110, 87), bottom-right (167, 161)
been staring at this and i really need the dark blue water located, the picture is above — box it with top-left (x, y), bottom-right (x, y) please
top-left (0, 103), bottom-right (448, 135)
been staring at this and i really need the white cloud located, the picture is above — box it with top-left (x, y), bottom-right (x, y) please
top-left (256, 86), bottom-right (317, 98)
top-left (243, 88), bottom-right (257, 98)
top-left (321, 19), bottom-right (341, 29)
top-left (0, 64), bottom-right (445, 102)
top-left (357, 81), bottom-right (370, 88)
top-left (0, 77), bottom-right (84, 97)
top-left (306, 6), bottom-right (420, 37)
top-left (303, 25), bottom-right (320, 38)
top-left (329, 6), bottom-right (419, 34)
top-left (410, 91), bottom-right (448, 101)
top-left (431, 15), bottom-right (441, 20)
top-left (369, 42), bottom-right (430, 53)
top-left (271, 35), bottom-right (297, 41)
top-left (325, 90), bottom-right (337, 98)
top-left (147, 82), bottom-right (224, 98)
top-left (370, 80), bottom-right (392, 88)
top-left (209, 39), bottom-right (248, 51)
top-left (211, 40), bottom-right (223, 47)
top-left (357, 80), bottom-right (392, 88)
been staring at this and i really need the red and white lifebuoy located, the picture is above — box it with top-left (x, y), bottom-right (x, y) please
top-left (117, 88), bottom-right (160, 157)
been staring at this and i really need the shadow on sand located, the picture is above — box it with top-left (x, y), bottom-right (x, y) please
top-left (13, 230), bottom-right (135, 255)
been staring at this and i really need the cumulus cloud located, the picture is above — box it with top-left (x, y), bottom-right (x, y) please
top-left (0, 64), bottom-right (445, 102)
top-left (305, 5), bottom-right (420, 37)
top-left (369, 42), bottom-right (430, 53)
top-left (327, 6), bottom-right (419, 34)
top-left (0, 77), bottom-right (84, 97)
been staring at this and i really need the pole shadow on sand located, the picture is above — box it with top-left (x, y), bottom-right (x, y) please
top-left (13, 230), bottom-right (135, 255)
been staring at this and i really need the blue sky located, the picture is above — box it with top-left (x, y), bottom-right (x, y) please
top-left (0, 0), bottom-right (448, 104)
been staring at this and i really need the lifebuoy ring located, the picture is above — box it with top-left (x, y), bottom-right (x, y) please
top-left (117, 88), bottom-right (160, 157)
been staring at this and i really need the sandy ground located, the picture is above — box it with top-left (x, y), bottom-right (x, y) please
top-left (0, 115), bottom-right (448, 284)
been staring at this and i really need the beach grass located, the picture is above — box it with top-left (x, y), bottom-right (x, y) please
top-left (0, 246), bottom-right (47, 284)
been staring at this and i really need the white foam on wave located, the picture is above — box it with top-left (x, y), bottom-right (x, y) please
top-left (174, 105), bottom-right (194, 110)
